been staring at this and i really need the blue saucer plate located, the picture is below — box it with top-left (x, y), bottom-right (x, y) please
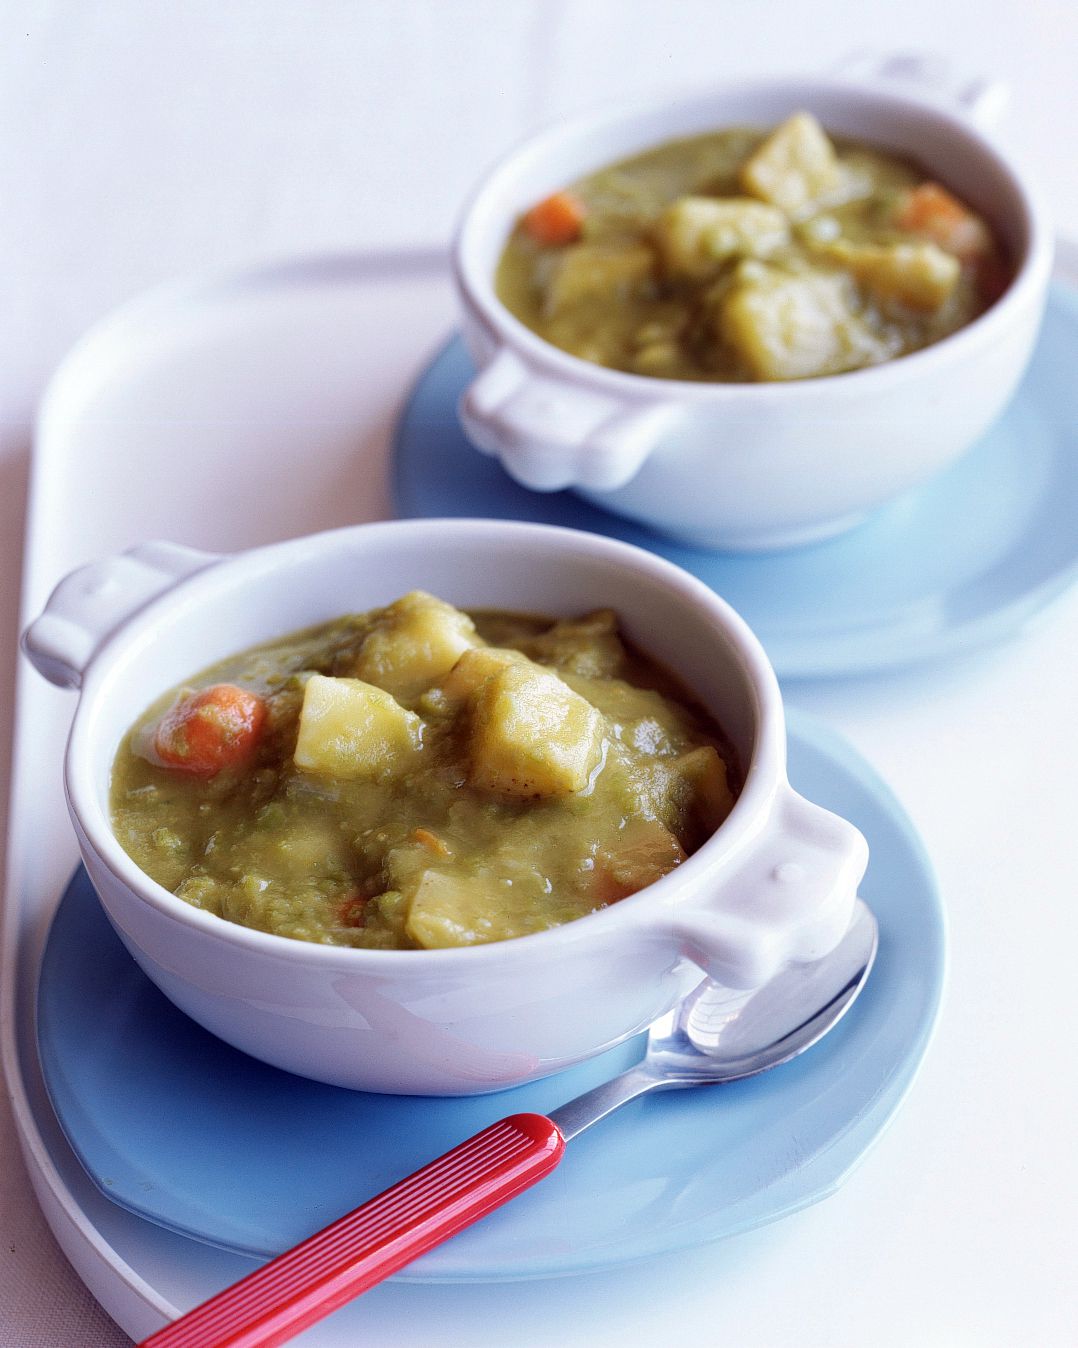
top-left (37, 712), bottom-right (943, 1282)
top-left (394, 283), bottom-right (1078, 679)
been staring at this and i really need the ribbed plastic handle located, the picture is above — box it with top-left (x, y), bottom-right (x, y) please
top-left (140, 1113), bottom-right (564, 1348)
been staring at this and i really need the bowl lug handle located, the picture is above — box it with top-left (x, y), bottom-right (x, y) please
top-left (832, 50), bottom-right (1010, 131)
top-left (459, 347), bottom-right (677, 492)
top-left (660, 788), bottom-right (869, 988)
top-left (21, 542), bottom-right (222, 689)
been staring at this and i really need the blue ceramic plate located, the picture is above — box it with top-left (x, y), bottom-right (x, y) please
top-left (394, 284), bottom-right (1078, 678)
top-left (38, 713), bottom-right (942, 1281)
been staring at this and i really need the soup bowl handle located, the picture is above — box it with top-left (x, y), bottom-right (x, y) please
top-left (459, 347), bottom-right (678, 492)
top-left (832, 50), bottom-right (1010, 132)
top-left (655, 789), bottom-right (869, 988)
top-left (21, 542), bottom-right (222, 690)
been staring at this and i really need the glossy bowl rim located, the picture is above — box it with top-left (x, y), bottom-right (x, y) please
top-left (65, 518), bottom-right (789, 971)
top-left (453, 73), bottom-right (1054, 401)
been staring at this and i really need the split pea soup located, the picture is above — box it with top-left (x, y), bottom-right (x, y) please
top-left (111, 592), bottom-right (739, 950)
top-left (497, 111), bottom-right (1009, 382)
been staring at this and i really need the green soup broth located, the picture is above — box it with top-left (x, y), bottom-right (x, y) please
top-left (110, 595), bottom-right (739, 951)
top-left (496, 114), bottom-right (1008, 382)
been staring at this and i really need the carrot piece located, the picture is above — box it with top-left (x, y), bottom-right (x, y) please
top-left (522, 191), bottom-right (586, 246)
top-left (337, 893), bottom-right (367, 927)
top-left (412, 827), bottom-right (451, 857)
top-left (590, 867), bottom-right (637, 908)
top-left (152, 683), bottom-right (267, 776)
top-left (895, 182), bottom-right (991, 260)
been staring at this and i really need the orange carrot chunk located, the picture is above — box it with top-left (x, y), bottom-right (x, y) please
top-left (337, 893), bottom-right (368, 927)
top-left (412, 827), bottom-right (452, 857)
top-left (153, 683), bottom-right (267, 776)
top-left (590, 819), bottom-right (687, 907)
top-left (522, 191), bottom-right (586, 246)
top-left (895, 182), bottom-right (991, 261)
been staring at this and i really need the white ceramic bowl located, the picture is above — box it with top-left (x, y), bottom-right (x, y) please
top-left (23, 520), bottom-right (867, 1094)
top-left (454, 66), bottom-right (1053, 551)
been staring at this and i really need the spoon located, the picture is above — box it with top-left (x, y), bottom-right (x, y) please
top-left (141, 899), bottom-right (878, 1348)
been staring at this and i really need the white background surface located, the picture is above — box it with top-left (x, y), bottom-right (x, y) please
top-left (2, 2), bottom-right (1076, 1344)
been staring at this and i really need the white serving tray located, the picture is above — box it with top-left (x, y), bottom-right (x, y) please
top-left (5, 246), bottom-right (1077, 1346)
top-left (2, 250), bottom-right (477, 1343)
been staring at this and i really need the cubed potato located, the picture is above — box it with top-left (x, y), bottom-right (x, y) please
top-left (543, 241), bottom-right (655, 316)
top-left (404, 870), bottom-right (484, 948)
top-left (563, 672), bottom-right (690, 745)
top-left (442, 646), bottom-right (525, 702)
top-left (471, 662), bottom-right (603, 798)
top-left (403, 868), bottom-right (553, 948)
top-left (826, 240), bottom-right (960, 311)
top-left (354, 591), bottom-right (479, 701)
top-left (676, 745), bottom-right (734, 832)
top-left (740, 112), bottom-right (841, 215)
top-left (654, 196), bottom-right (790, 278)
top-left (293, 674), bottom-right (422, 778)
top-left (720, 267), bottom-right (889, 380)
top-left (516, 609), bottom-right (627, 678)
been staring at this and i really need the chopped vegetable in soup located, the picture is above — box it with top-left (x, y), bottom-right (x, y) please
top-left (111, 594), bottom-right (738, 950)
top-left (496, 112), bottom-right (1009, 381)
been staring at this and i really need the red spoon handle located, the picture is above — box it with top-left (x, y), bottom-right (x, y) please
top-left (140, 1112), bottom-right (564, 1348)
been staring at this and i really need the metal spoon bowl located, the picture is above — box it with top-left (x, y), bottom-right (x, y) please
top-left (551, 897), bottom-right (879, 1139)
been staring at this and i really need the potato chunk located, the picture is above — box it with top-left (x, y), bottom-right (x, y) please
top-left (676, 745), bottom-right (734, 832)
top-left (740, 112), bottom-right (841, 215)
top-left (655, 196), bottom-right (790, 278)
top-left (720, 266), bottom-right (890, 380)
top-left (471, 662), bottom-right (603, 798)
top-left (515, 609), bottom-right (626, 678)
top-left (294, 674), bottom-right (421, 778)
top-left (442, 646), bottom-right (525, 702)
top-left (543, 241), bottom-right (655, 316)
top-left (354, 591), bottom-right (479, 701)
top-left (403, 869), bottom-right (561, 948)
top-left (825, 239), bottom-right (960, 312)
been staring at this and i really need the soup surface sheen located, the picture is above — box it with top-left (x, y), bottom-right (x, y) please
top-left (111, 594), bottom-right (737, 949)
top-left (496, 113), bottom-right (1009, 381)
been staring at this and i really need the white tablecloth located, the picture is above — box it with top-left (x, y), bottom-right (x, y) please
top-left (2, 3), bottom-right (1076, 1344)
